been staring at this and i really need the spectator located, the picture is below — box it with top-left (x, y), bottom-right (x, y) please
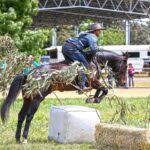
top-left (128, 63), bottom-right (135, 88)
top-left (23, 55), bottom-right (40, 74)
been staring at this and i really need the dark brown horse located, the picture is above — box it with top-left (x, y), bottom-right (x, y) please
top-left (0, 50), bottom-right (128, 143)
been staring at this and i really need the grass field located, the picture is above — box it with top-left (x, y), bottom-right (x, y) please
top-left (0, 97), bottom-right (149, 149)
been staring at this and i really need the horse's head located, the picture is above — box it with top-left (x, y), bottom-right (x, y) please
top-left (113, 52), bottom-right (128, 86)
top-left (87, 50), bottom-right (129, 87)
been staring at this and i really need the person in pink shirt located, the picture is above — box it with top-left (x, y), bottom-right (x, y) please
top-left (128, 63), bottom-right (135, 87)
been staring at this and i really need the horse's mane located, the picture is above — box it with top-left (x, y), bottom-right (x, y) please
top-left (98, 49), bottom-right (121, 56)
top-left (96, 49), bottom-right (124, 62)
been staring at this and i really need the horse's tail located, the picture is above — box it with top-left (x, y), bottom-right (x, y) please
top-left (1, 74), bottom-right (26, 123)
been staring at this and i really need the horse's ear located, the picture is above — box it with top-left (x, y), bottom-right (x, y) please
top-left (122, 51), bottom-right (129, 60)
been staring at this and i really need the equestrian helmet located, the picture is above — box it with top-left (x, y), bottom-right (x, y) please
top-left (89, 23), bottom-right (105, 32)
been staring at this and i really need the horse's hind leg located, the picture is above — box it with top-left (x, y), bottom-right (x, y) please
top-left (22, 98), bottom-right (41, 143)
top-left (15, 99), bottom-right (30, 143)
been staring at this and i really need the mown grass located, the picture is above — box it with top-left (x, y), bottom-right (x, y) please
top-left (0, 97), bottom-right (149, 149)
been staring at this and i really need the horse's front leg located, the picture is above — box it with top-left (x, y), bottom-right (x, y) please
top-left (94, 86), bottom-right (108, 103)
top-left (86, 79), bottom-right (108, 103)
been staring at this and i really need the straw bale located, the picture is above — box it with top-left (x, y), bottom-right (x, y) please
top-left (95, 123), bottom-right (150, 150)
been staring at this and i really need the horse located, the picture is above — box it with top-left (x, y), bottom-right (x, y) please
top-left (0, 50), bottom-right (128, 143)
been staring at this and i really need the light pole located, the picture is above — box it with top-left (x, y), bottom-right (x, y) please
top-left (125, 20), bottom-right (130, 88)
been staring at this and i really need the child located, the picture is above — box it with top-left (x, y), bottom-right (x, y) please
top-left (128, 63), bottom-right (135, 87)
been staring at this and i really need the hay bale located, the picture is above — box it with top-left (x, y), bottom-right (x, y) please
top-left (95, 123), bottom-right (150, 150)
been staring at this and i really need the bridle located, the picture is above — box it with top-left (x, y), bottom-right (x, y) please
top-left (118, 57), bottom-right (126, 74)
top-left (114, 56), bottom-right (127, 83)
top-left (91, 51), bottom-right (127, 86)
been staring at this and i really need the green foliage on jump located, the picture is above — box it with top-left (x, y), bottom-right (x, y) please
top-left (23, 62), bottom-right (81, 99)
top-left (0, 0), bottom-right (50, 55)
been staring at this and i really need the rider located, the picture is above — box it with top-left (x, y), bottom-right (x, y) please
top-left (62, 23), bottom-right (105, 90)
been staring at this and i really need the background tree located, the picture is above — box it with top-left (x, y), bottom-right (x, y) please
top-left (102, 26), bottom-right (125, 45)
top-left (57, 25), bottom-right (76, 46)
top-left (0, 0), bottom-right (50, 56)
top-left (0, 1), bottom-right (52, 94)
top-left (48, 19), bottom-right (126, 46)
top-left (131, 21), bottom-right (150, 45)
top-left (79, 19), bottom-right (94, 31)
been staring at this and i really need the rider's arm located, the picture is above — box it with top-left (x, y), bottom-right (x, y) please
top-left (83, 34), bottom-right (99, 56)
top-left (88, 34), bottom-right (99, 53)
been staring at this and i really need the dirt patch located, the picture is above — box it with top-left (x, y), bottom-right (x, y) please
top-left (46, 88), bottom-right (150, 99)
top-left (134, 77), bottom-right (150, 87)
top-left (0, 88), bottom-right (149, 99)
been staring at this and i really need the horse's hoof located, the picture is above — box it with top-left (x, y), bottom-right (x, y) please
top-left (85, 98), bottom-right (95, 103)
top-left (22, 138), bottom-right (28, 144)
top-left (93, 98), bottom-right (101, 103)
